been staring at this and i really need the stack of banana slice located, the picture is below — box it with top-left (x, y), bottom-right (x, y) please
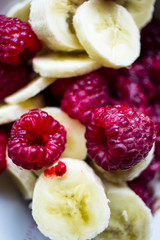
top-left (4, 0), bottom-right (156, 240)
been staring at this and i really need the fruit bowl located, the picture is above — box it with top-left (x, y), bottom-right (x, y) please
top-left (0, 0), bottom-right (160, 240)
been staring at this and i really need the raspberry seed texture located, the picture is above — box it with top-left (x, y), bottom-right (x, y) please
top-left (85, 105), bottom-right (155, 171)
top-left (8, 109), bottom-right (66, 170)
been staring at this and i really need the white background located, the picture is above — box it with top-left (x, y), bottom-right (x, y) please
top-left (0, 0), bottom-right (160, 239)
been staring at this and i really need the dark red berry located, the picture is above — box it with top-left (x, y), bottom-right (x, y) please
top-left (85, 105), bottom-right (155, 171)
top-left (61, 71), bottom-right (109, 125)
top-left (0, 130), bottom-right (8, 174)
top-left (8, 109), bottom-right (66, 170)
top-left (0, 63), bottom-right (31, 100)
top-left (0, 15), bottom-right (41, 66)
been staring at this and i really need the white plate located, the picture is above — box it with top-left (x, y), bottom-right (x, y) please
top-left (0, 0), bottom-right (160, 240)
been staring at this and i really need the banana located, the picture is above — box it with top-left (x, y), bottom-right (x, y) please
top-left (73, 0), bottom-right (140, 69)
top-left (4, 76), bottom-right (56, 104)
top-left (42, 107), bottom-right (87, 160)
top-left (29, 0), bottom-right (84, 51)
top-left (113, 0), bottom-right (155, 29)
top-left (94, 181), bottom-right (152, 240)
top-left (7, 0), bottom-right (31, 22)
top-left (0, 94), bottom-right (45, 125)
top-left (90, 144), bottom-right (155, 184)
top-left (32, 52), bottom-right (101, 78)
top-left (32, 158), bottom-right (110, 240)
top-left (6, 152), bottom-right (37, 200)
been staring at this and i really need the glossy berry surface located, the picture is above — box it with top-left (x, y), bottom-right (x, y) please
top-left (0, 130), bottom-right (8, 174)
top-left (8, 109), bottom-right (66, 170)
top-left (44, 161), bottom-right (67, 177)
top-left (61, 71), bottom-right (109, 125)
top-left (85, 105), bottom-right (155, 171)
top-left (0, 63), bottom-right (31, 100)
top-left (0, 15), bottom-right (41, 66)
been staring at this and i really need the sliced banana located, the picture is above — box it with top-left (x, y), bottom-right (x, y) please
top-left (114, 0), bottom-right (155, 29)
top-left (29, 0), bottom-right (84, 51)
top-left (94, 182), bottom-right (152, 240)
top-left (32, 52), bottom-right (101, 78)
top-left (0, 94), bottom-right (45, 125)
top-left (7, 0), bottom-right (31, 22)
top-left (42, 107), bottom-right (87, 160)
top-left (6, 153), bottom-right (37, 200)
top-left (5, 76), bottom-right (56, 104)
top-left (91, 144), bottom-right (155, 184)
top-left (32, 158), bottom-right (110, 240)
top-left (73, 0), bottom-right (140, 68)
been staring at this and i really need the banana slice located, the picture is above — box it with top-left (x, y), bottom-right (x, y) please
top-left (42, 107), bottom-right (87, 160)
top-left (94, 182), bottom-right (152, 240)
top-left (6, 153), bottom-right (37, 200)
top-left (91, 144), bottom-right (155, 184)
top-left (7, 0), bottom-right (31, 22)
top-left (29, 0), bottom-right (84, 51)
top-left (32, 158), bottom-right (110, 240)
top-left (73, 0), bottom-right (140, 68)
top-left (114, 0), bottom-right (155, 29)
top-left (4, 76), bottom-right (56, 104)
top-left (0, 94), bottom-right (45, 125)
top-left (32, 52), bottom-right (101, 78)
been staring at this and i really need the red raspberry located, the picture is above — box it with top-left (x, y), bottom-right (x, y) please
top-left (61, 71), bottom-right (109, 125)
top-left (0, 15), bottom-right (41, 66)
top-left (50, 77), bottom-right (76, 101)
top-left (44, 161), bottom-right (67, 177)
top-left (85, 105), bottom-right (155, 171)
top-left (0, 63), bottom-right (31, 100)
top-left (0, 130), bottom-right (8, 174)
top-left (141, 19), bottom-right (160, 55)
top-left (8, 109), bottom-right (66, 170)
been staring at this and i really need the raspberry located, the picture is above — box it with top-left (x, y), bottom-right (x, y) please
top-left (0, 130), bottom-right (8, 174)
top-left (44, 161), bottom-right (67, 177)
top-left (0, 63), bottom-right (31, 100)
top-left (50, 77), bottom-right (76, 101)
top-left (0, 15), bottom-right (41, 66)
top-left (141, 19), bottom-right (160, 55)
top-left (8, 109), bottom-right (66, 170)
top-left (85, 105), bottom-right (155, 171)
top-left (61, 71), bottom-right (109, 125)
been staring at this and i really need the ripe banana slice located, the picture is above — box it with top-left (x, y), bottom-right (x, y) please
top-left (73, 0), bottom-right (140, 68)
top-left (91, 144), bottom-right (155, 184)
top-left (32, 52), bottom-right (101, 78)
top-left (0, 94), bottom-right (45, 125)
top-left (94, 182), bottom-right (152, 240)
top-left (4, 76), bottom-right (56, 104)
top-left (42, 107), bottom-right (87, 160)
top-left (29, 0), bottom-right (84, 51)
top-left (7, 0), bottom-right (31, 22)
top-left (32, 158), bottom-right (110, 240)
top-left (114, 0), bottom-right (155, 29)
top-left (6, 153), bottom-right (37, 200)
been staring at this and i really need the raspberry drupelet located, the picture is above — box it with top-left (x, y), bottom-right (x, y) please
top-left (8, 109), bottom-right (66, 170)
top-left (61, 71), bottom-right (109, 125)
top-left (0, 15), bottom-right (41, 66)
top-left (85, 105), bottom-right (155, 171)
top-left (0, 130), bottom-right (8, 174)
top-left (0, 63), bottom-right (31, 100)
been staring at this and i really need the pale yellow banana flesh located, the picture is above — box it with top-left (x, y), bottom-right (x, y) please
top-left (73, 0), bottom-right (140, 68)
top-left (94, 182), bottom-right (152, 240)
top-left (7, 0), bottom-right (31, 22)
top-left (32, 52), bottom-right (101, 78)
top-left (32, 158), bottom-right (110, 240)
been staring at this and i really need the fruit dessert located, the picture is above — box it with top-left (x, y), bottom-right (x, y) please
top-left (0, 0), bottom-right (160, 240)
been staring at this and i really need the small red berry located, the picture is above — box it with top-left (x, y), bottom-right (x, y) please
top-left (0, 15), bottom-right (41, 66)
top-left (44, 161), bottom-right (67, 177)
top-left (8, 109), bottom-right (66, 170)
top-left (85, 105), bottom-right (155, 171)
top-left (0, 130), bottom-right (8, 174)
